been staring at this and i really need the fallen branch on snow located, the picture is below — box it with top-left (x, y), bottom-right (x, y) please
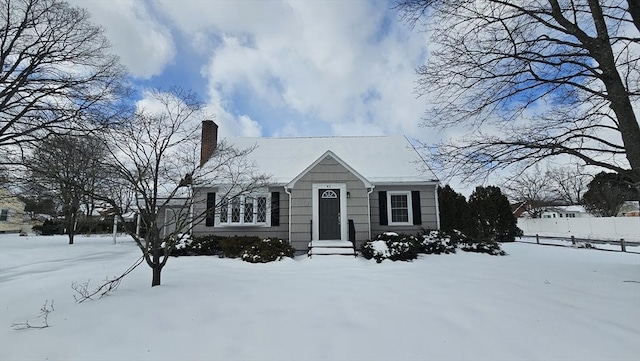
top-left (11, 299), bottom-right (54, 330)
top-left (72, 256), bottom-right (144, 303)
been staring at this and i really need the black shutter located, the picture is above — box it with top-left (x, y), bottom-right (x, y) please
top-left (206, 192), bottom-right (215, 227)
top-left (378, 191), bottom-right (388, 226)
top-left (271, 192), bottom-right (280, 227)
top-left (411, 191), bottom-right (422, 225)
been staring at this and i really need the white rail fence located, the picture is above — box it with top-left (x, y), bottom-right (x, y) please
top-left (517, 217), bottom-right (640, 243)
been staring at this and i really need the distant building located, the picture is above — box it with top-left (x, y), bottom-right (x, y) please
top-left (618, 201), bottom-right (640, 217)
top-left (0, 188), bottom-right (26, 233)
top-left (541, 205), bottom-right (590, 219)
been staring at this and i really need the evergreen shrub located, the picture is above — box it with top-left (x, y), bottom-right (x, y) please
top-left (171, 235), bottom-right (295, 262)
top-left (459, 239), bottom-right (507, 256)
top-left (218, 236), bottom-right (261, 258)
top-left (241, 238), bottom-right (295, 263)
top-left (360, 232), bottom-right (420, 263)
top-left (172, 234), bottom-right (219, 256)
top-left (32, 219), bottom-right (64, 235)
top-left (419, 230), bottom-right (457, 254)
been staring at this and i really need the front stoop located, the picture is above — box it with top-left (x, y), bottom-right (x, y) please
top-left (308, 240), bottom-right (356, 257)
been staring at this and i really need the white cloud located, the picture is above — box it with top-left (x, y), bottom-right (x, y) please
top-left (75, 0), bottom-right (438, 154)
top-left (154, 0), bottom-right (431, 139)
top-left (70, 0), bottom-right (175, 79)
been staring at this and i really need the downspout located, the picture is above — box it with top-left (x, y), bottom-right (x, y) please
top-left (136, 211), bottom-right (141, 237)
top-left (434, 184), bottom-right (441, 230)
top-left (189, 184), bottom-right (194, 236)
top-left (367, 186), bottom-right (375, 240)
top-left (284, 186), bottom-right (292, 244)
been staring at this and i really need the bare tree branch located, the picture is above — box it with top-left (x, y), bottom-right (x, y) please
top-left (397, 0), bottom-right (640, 184)
top-left (72, 256), bottom-right (144, 303)
top-left (0, 0), bottom-right (129, 151)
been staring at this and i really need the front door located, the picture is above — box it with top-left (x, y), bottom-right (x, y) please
top-left (318, 189), bottom-right (340, 240)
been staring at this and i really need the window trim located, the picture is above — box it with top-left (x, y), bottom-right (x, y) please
top-left (216, 194), bottom-right (271, 227)
top-left (386, 191), bottom-right (413, 226)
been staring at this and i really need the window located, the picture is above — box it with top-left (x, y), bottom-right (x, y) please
top-left (0, 209), bottom-right (8, 222)
top-left (387, 191), bottom-right (413, 225)
top-left (218, 194), bottom-right (269, 226)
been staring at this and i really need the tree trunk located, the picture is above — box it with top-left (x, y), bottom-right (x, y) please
top-left (152, 265), bottom-right (161, 287)
top-left (151, 245), bottom-right (162, 286)
top-left (67, 212), bottom-right (75, 245)
top-left (583, 0), bottom-right (640, 181)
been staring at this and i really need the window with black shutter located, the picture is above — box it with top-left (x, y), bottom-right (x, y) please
top-left (271, 192), bottom-right (280, 226)
top-left (206, 192), bottom-right (215, 226)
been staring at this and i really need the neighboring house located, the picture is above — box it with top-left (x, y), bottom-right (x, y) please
top-left (191, 121), bottom-right (440, 255)
top-left (618, 201), bottom-right (640, 217)
top-left (0, 187), bottom-right (26, 233)
top-left (511, 201), bottom-right (528, 218)
top-left (541, 205), bottom-right (590, 219)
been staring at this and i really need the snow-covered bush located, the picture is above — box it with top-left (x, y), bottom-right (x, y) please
top-left (171, 234), bottom-right (219, 256)
top-left (241, 238), bottom-right (295, 263)
top-left (171, 235), bottom-right (294, 262)
top-left (361, 232), bottom-right (420, 263)
top-left (419, 230), bottom-right (457, 254)
top-left (459, 240), bottom-right (507, 256)
top-left (218, 236), bottom-right (262, 258)
top-left (421, 229), bottom-right (507, 256)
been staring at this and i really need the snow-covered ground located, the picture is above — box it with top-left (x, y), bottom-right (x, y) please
top-left (1, 234), bottom-right (639, 361)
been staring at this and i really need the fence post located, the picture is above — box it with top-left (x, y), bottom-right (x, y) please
top-left (536, 234), bottom-right (539, 244)
top-left (571, 235), bottom-right (575, 245)
top-left (621, 238), bottom-right (626, 253)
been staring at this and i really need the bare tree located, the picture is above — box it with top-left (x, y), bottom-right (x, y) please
top-left (28, 134), bottom-right (108, 244)
top-left (396, 0), bottom-right (640, 184)
top-left (502, 165), bottom-right (559, 218)
top-left (0, 0), bottom-right (128, 152)
top-left (96, 88), bottom-right (268, 287)
top-left (546, 166), bottom-right (592, 205)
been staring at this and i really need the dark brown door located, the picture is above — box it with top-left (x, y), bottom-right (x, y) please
top-left (319, 189), bottom-right (340, 240)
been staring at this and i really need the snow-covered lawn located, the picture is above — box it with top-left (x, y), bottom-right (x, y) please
top-left (1, 234), bottom-right (639, 361)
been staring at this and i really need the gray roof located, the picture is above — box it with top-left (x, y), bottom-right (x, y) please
top-left (214, 135), bottom-right (438, 185)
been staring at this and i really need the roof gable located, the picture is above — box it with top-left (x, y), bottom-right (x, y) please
top-left (286, 150), bottom-right (373, 189)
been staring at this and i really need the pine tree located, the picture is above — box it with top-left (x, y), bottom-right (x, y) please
top-left (582, 172), bottom-right (638, 217)
top-left (437, 185), bottom-right (472, 237)
top-left (468, 186), bottom-right (520, 242)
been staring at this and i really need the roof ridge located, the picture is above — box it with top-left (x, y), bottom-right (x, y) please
top-left (227, 134), bottom-right (402, 140)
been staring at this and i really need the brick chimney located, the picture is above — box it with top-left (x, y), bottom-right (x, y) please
top-left (200, 120), bottom-right (218, 166)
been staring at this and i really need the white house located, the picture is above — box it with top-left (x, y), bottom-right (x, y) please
top-left (541, 205), bottom-right (590, 219)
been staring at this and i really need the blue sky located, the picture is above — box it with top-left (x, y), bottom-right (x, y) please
top-left (71, 0), bottom-right (433, 140)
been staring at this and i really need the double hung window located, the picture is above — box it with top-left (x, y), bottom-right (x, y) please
top-left (387, 191), bottom-right (413, 225)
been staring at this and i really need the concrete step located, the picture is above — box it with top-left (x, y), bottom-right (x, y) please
top-left (308, 240), bottom-right (356, 257)
top-left (308, 240), bottom-right (353, 248)
top-left (309, 247), bottom-right (356, 256)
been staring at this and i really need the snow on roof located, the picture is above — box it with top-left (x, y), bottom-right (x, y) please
top-left (211, 135), bottom-right (438, 185)
top-left (547, 205), bottom-right (587, 213)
